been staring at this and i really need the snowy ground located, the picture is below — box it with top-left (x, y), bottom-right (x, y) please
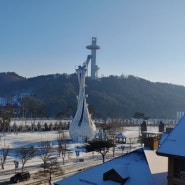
top-left (0, 126), bottom-right (159, 184)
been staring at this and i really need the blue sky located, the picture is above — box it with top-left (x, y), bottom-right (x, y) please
top-left (1, 0), bottom-right (185, 86)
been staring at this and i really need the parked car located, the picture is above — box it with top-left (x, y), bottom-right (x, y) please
top-left (10, 172), bottom-right (30, 183)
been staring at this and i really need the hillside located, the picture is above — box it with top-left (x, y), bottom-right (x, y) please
top-left (1, 72), bottom-right (185, 119)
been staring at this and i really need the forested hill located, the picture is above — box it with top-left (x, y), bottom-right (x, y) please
top-left (1, 72), bottom-right (185, 119)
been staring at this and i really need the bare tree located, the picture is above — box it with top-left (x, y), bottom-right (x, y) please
top-left (38, 141), bottom-right (54, 169)
top-left (35, 157), bottom-right (63, 185)
top-left (16, 146), bottom-right (36, 172)
top-left (21, 96), bottom-right (45, 119)
top-left (37, 141), bottom-right (63, 185)
top-left (57, 131), bottom-right (67, 165)
top-left (0, 104), bottom-right (18, 133)
top-left (43, 158), bottom-right (60, 185)
top-left (13, 122), bottom-right (18, 134)
top-left (96, 121), bottom-right (125, 136)
top-left (1, 146), bottom-right (9, 169)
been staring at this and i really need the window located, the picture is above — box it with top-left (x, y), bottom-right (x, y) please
top-left (174, 158), bottom-right (185, 179)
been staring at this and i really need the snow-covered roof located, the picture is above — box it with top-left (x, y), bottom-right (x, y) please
top-left (159, 132), bottom-right (169, 145)
top-left (116, 133), bottom-right (126, 139)
top-left (157, 115), bottom-right (185, 157)
top-left (54, 148), bottom-right (154, 185)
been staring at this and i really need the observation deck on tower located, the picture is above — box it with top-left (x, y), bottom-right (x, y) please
top-left (86, 37), bottom-right (100, 79)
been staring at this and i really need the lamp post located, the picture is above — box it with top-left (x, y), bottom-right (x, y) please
top-left (75, 150), bottom-right (80, 162)
top-left (14, 160), bottom-right (19, 173)
top-left (112, 136), bottom-right (115, 157)
top-left (121, 145), bottom-right (125, 155)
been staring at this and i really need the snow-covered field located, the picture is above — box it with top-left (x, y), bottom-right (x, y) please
top-left (0, 126), bottom-right (159, 183)
top-left (0, 131), bottom-right (62, 149)
top-left (0, 126), bottom-right (159, 156)
top-left (0, 126), bottom-right (141, 148)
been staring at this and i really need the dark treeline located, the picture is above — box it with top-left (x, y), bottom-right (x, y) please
top-left (1, 72), bottom-right (185, 119)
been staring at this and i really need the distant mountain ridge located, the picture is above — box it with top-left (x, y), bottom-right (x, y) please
top-left (0, 72), bottom-right (185, 119)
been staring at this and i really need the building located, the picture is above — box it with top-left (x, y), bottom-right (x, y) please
top-left (54, 148), bottom-right (154, 185)
top-left (54, 133), bottom-right (168, 185)
top-left (157, 115), bottom-right (185, 185)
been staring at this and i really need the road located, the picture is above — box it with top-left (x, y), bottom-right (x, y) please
top-left (0, 152), bottom-right (124, 185)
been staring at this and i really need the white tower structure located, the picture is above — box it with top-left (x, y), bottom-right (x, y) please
top-left (69, 56), bottom-right (96, 142)
top-left (86, 37), bottom-right (100, 79)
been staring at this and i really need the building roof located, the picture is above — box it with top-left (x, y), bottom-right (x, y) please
top-left (54, 148), bottom-right (154, 185)
top-left (157, 115), bottom-right (185, 157)
top-left (116, 133), bottom-right (126, 139)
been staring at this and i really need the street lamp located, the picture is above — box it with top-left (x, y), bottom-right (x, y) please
top-left (14, 160), bottom-right (19, 173)
top-left (121, 145), bottom-right (125, 155)
top-left (75, 150), bottom-right (80, 162)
